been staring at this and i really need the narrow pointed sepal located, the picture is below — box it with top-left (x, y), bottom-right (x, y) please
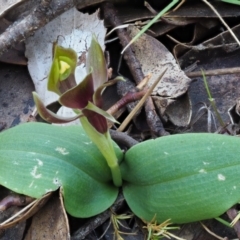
top-left (59, 73), bottom-right (94, 109)
top-left (82, 109), bottom-right (108, 134)
top-left (93, 76), bottom-right (125, 107)
top-left (33, 92), bottom-right (82, 123)
top-left (85, 102), bottom-right (118, 125)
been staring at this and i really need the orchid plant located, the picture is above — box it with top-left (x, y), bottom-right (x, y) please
top-left (33, 35), bottom-right (122, 187)
top-left (1, 35), bottom-right (240, 235)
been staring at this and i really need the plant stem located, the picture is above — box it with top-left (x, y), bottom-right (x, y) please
top-left (80, 117), bottom-right (122, 187)
top-left (105, 130), bottom-right (122, 187)
top-left (201, 70), bottom-right (225, 127)
top-left (214, 217), bottom-right (232, 227)
top-left (109, 161), bottom-right (122, 187)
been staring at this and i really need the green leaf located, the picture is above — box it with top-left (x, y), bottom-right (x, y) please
top-left (121, 133), bottom-right (240, 224)
top-left (220, 0), bottom-right (240, 5)
top-left (0, 123), bottom-right (123, 218)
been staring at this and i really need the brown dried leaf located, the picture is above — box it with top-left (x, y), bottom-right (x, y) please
top-left (24, 190), bottom-right (69, 240)
top-left (127, 25), bottom-right (191, 126)
top-left (0, 193), bottom-right (51, 230)
top-left (179, 24), bottom-right (240, 132)
top-left (127, 25), bottom-right (190, 98)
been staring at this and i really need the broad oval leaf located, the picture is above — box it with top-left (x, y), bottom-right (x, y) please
top-left (121, 133), bottom-right (240, 224)
top-left (0, 123), bottom-right (123, 218)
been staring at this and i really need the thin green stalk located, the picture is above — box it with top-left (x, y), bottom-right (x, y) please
top-left (80, 117), bottom-right (122, 187)
top-left (215, 217), bottom-right (232, 227)
top-left (201, 70), bottom-right (225, 127)
top-left (121, 0), bottom-right (179, 54)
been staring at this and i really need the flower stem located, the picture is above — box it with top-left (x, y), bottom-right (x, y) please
top-left (202, 70), bottom-right (225, 127)
top-left (80, 117), bottom-right (122, 187)
top-left (109, 160), bottom-right (122, 187)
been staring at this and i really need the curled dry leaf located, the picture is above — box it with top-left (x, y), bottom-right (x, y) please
top-left (127, 25), bottom-right (191, 127)
top-left (24, 190), bottom-right (70, 240)
top-left (0, 192), bottom-right (51, 230)
top-left (179, 23), bottom-right (240, 132)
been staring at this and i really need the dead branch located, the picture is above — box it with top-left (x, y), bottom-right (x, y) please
top-left (101, 2), bottom-right (169, 136)
top-left (71, 194), bottom-right (125, 240)
top-left (186, 67), bottom-right (240, 78)
top-left (0, 0), bottom-right (74, 57)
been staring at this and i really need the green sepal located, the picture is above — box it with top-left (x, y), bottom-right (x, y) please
top-left (86, 35), bottom-right (107, 90)
top-left (48, 45), bottom-right (77, 95)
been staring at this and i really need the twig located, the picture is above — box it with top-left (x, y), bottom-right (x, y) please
top-left (0, 0), bottom-right (74, 57)
top-left (71, 194), bottom-right (124, 240)
top-left (144, 1), bottom-right (158, 15)
top-left (186, 67), bottom-right (240, 78)
top-left (167, 34), bottom-right (238, 51)
top-left (0, 199), bottom-right (38, 226)
top-left (101, 2), bottom-right (169, 136)
top-left (117, 69), bottom-right (167, 132)
top-left (109, 129), bottom-right (139, 148)
top-left (200, 222), bottom-right (227, 240)
top-left (101, 2), bottom-right (145, 84)
top-left (202, 0), bottom-right (240, 47)
top-left (227, 208), bottom-right (240, 239)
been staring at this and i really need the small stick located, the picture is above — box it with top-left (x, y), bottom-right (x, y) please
top-left (186, 67), bottom-right (240, 78)
top-left (136, 73), bottom-right (152, 90)
top-left (202, 0), bottom-right (240, 47)
top-left (71, 194), bottom-right (124, 240)
top-left (144, 1), bottom-right (158, 15)
top-left (200, 222), bottom-right (227, 240)
top-left (102, 2), bottom-right (168, 136)
top-left (106, 74), bottom-right (151, 116)
top-left (227, 208), bottom-right (240, 239)
top-left (107, 90), bottom-right (147, 116)
top-left (109, 129), bottom-right (139, 148)
top-left (117, 69), bottom-right (167, 132)
top-left (0, 199), bottom-right (37, 226)
top-left (121, 0), bottom-right (179, 54)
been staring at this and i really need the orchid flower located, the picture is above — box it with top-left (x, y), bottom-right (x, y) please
top-left (33, 35), bottom-right (123, 187)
